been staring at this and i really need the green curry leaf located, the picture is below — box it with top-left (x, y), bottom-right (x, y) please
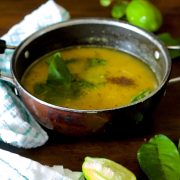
top-left (34, 52), bottom-right (96, 104)
top-left (137, 134), bottom-right (180, 180)
top-left (87, 58), bottom-right (107, 68)
top-left (131, 89), bottom-right (151, 103)
top-left (74, 79), bottom-right (96, 89)
top-left (47, 52), bottom-right (73, 86)
top-left (34, 83), bottom-right (48, 95)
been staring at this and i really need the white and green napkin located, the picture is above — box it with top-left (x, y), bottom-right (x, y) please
top-left (0, 2), bottom-right (84, 179)
top-left (0, 0), bottom-right (70, 148)
top-left (0, 148), bottom-right (83, 180)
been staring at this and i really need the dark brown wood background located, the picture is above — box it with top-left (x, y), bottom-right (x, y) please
top-left (0, 1), bottom-right (180, 179)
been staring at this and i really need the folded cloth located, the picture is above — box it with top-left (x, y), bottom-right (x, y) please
top-left (0, 0), bottom-right (70, 148)
top-left (0, 148), bottom-right (83, 180)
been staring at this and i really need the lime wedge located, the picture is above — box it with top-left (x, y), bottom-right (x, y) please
top-left (82, 156), bottom-right (136, 180)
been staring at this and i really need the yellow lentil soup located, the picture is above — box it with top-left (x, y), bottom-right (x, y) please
top-left (21, 46), bottom-right (158, 110)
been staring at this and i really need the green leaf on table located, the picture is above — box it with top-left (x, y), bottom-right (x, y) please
top-left (157, 32), bottom-right (180, 59)
top-left (178, 139), bottom-right (180, 154)
top-left (137, 134), bottom-right (180, 180)
top-left (111, 2), bottom-right (128, 19)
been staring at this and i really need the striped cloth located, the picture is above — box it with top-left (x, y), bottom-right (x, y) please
top-left (0, 148), bottom-right (83, 180)
top-left (0, 0), bottom-right (70, 148)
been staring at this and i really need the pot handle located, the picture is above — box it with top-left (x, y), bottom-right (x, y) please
top-left (0, 39), bottom-right (16, 85)
top-left (168, 77), bottom-right (180, 84)
top-left (167, 45), bottom-right (180, 50)
top-left (0, 39), bottom-right (16, 54)
top-left (167, 45), bottom-right (180, 84)
top-left (0, 73), bottom-right (15, 85)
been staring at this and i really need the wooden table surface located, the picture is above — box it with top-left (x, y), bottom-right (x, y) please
top-left (0, 0), bottom-right (180, 179)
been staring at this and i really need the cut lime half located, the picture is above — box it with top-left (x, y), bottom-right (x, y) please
top-left (82, 156), bottom-right (136, 180)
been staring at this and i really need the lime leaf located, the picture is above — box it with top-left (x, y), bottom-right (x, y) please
top-left (137, 134), bottom-right (180, 180)
top-left (82, 156), bottom-right (136, 180)
top-left (157, 32), bottom-right (180, 59)
top-left (178, 139), bottom-right (180, 154)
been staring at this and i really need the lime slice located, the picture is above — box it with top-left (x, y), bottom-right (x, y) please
top-left (82, 156), bottom-right (136, 180)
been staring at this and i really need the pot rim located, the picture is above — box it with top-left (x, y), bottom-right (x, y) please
top-left (12, 18), bottom-right (172, 113)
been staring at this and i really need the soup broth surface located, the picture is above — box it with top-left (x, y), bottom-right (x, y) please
top-left (21, 46), bottom-right (158, 110)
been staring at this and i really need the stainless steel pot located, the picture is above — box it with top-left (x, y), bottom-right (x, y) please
top-left (0, 18), bottom-right (179, 136)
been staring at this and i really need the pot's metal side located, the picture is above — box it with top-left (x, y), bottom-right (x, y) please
top-left (19, 82), bottom-right (166, 137)
top-left (20, 88), bottom-right (111, 136)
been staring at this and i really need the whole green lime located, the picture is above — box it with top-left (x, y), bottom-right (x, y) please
top-left (126, 0), bottom-right (163, 32)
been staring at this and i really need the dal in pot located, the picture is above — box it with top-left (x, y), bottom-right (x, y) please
top-left (21, 46), bottom-right (158, 110)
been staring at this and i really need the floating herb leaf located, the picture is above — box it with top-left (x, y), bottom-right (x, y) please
top-left (74, 79), bottom-right (96, 89)
top-left (34, 52), bottom-right (96, 105)
top-left (47, 52), bottom-right (73, 86)
top-left (87, 58), bottom-right (107, 68)
top-left (137, 134), bottom-right (180, 180)
top-left (65, 58), bottom-right (78, 64)
top-left (34, 83), bottom-right (48, 95)
top-left (131, 89), bottom-right (151, 103)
